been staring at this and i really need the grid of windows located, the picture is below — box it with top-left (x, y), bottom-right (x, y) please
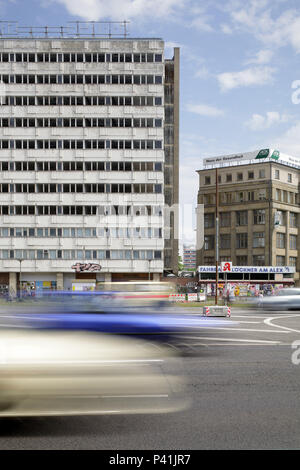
top-left (0, 74), bottom-right (163, 85)
top-left (0, 139), bottom-right (163, 150)
top-left (0, 205), bottom-right (163, 216)
top-left (0, 227), bottom-right (162, 239)
top-left (0, 52), bottom-right (163, 63)
top-left (0, 183), bottom-right (163, 194)
top-left (2, 95), bottom-right (163, 106)
top-left (0, 117), bottom-right (163, 128)
top-left (0, 161), bottom-right (163, 172)
top-left (0, 249), bottom-right (163, 260)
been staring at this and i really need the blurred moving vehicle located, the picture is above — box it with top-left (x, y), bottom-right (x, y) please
top-left (0, 330), bottom-right (187, 417)
top-left (258, 288), bottom-right (300, 311)
top-left (0, 291), bottom-right (236, 353)
top-left (97, 281), bottom-right (175, 307)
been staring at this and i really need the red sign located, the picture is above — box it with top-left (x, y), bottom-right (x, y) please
top-left (221, 262), bottom-right (232, 273)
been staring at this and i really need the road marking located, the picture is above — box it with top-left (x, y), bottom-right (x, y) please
top-left (192, 326), bottom-right (289, 333)
top-left (264, 315), bottom-right (300, 334)
top-left (178, 335), bottom-right (282, 344)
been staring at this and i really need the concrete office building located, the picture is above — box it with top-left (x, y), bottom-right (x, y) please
top-left (183, 245), bottom-right (196, 270)
top-left (196, 149), bottom-right (300, 287)
top-left (0, 23), bottom-right (179, 295)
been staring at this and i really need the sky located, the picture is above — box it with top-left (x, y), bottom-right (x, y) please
top-left (2, 0), bottom-right (300, 249)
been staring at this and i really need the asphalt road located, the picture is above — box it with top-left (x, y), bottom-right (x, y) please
top-left (1, 307), bottom-right (300, 450)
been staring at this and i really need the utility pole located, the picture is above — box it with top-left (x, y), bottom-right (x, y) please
top-left (215, 168), bottom-right (219, 305)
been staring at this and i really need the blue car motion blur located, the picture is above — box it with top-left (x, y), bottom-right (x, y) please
top-left (1, 291), bottom-right (235, 352)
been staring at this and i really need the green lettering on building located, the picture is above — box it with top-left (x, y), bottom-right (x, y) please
top-left (271, 150), bottom-right (280, 160)
top-left (255, 149), bottom-right (270, 159)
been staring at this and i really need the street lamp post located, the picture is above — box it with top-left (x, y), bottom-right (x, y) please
top-left (215, 168), bottom-right (219, 305)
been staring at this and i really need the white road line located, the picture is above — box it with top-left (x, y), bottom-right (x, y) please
top-left (192, 326), bottom-right (289, 333)
top-left (178, 336), bottom-right (281, 344)
top-left (264, 315), bottom-right (300, 334)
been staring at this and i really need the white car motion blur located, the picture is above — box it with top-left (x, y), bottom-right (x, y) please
top-left (258, 288), bottom-right (300, 311)
top-left (0, 331), bottom-right (187, 417)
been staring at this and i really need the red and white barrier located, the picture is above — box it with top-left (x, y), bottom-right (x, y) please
top-left (169, 294), bottom-right (186, 302)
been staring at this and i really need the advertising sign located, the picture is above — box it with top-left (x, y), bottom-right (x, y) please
top-left (198, 266), bottom-right (295, 274)
top-left (221, 261), bottom-right (232, 272)
top-left (203, 148), bottom-right (300, 168)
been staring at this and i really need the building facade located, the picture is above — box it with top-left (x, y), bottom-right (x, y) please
top-left (183, 245), bottom-right (196, 270)
top-left (196, 149), bottom-right (300, 286)
top-left (0, 30), bottom-right (179, 295)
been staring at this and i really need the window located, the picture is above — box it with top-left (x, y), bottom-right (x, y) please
top-left (253, 255), bottom-right (265, 266)
top-left (236, 211), bottom-right (248, 226)
top-left (276, 255), bottom-right (285, 266)
top-left (220, 212), bottom-right (231, 227)
top-left (204, 256), bottom-right (214, 264)
top-left (248, 171), bottom-right (254, 179)
top-left (226, 174), bottom-right (232, 182)
top-left (220, 234), bottom-right (231, 249)
top-left (253, 209), bottom-right (265, 225)
top-left (237, 173), bottom-right (243, 181)
top-left (290, 212), bottom-right (297, 228)
top-left (236, 255), bottom-right (248, 266)
top-left (259, 169), bottom-right (265, 178)
top-left (258, 189), bottom-right (266, 200)
top-left (289, 257), bottom-right (297, 267)
top-left (290, 235), bottom-right (297, 250)
top-left (253, 232), bottom-right (265, 248)
top-left (204, 235), bottom-right (214, 250)
top-left (275, 169), bottom-right (280, 179)
top-left (288, 173), bottom-right (292, 183)
top-left (276, 189), bottom-right (281, 201)
top-left (204, 213), bottom-right (215, 228)
top-left (275, 211), bottom-right (284, 226)
top-left (236, 233), bottom-right (248, 249)
top-left (204, 176), bottom-right (211, 185)
top-left (276, 232), bottom-right (285, 249)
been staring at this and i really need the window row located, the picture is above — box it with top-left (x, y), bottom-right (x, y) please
top-left (0, 161), bottom-right (163, 172)
top-left (0, 117), bottom-right (163, 128)
top-left (204, 169), bottom-right (266, 185)
top-left (0, 52), bottom-right (163, 63)
top-left (204, 255), bottom-right (269, 266)
top-left (205, 233), bottom-right (298, 251)
top-left (205, 210), bottom-right (267, 228)
top-left (0, 183), bottom-right (163, 194)
top-left (0, 205), bottom-right (163, 216)
top-left (0, 226), bottom-right (162, 239)
top-left (1, 95), bottom-right (163, 107)
top-left (0, 249), bottom-right (163, 261)
top-left (0, 139), bottom-right (163, 150)
top-left (0, 74), bottom-right (163, 85)
top-left (275, 189), bottom-right (296, 204)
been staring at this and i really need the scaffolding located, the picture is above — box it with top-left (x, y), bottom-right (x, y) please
top-left (0, 21), bottom-right (130, 39)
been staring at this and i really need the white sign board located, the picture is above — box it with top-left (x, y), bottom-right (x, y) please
top-left (203, 148), bottom-right (300, 169)
top-left (188, 293), bottom-right (198, 302)
top-left (198, 266), bottom-right (295, 274)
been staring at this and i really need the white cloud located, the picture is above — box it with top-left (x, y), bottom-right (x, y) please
top-left (245, 49), bottom-right (274, 65)
top-left (246, 111), bottom-right (290, 131)
top-left (226, 0), bottom-right (300, 53)
top-left (187, 103), bottom-right (224, 117)
top-left (217, 66), bottom-right (275, 91)
top-left (53, 0), bottom-right (186, 21)
top-left (194, 65), bottom-right (210, 79)
top-left (271, 121), bottom-right (300, 156)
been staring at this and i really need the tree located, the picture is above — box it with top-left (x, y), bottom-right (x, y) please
top-left (178, 255), bottom-right (184, 271)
